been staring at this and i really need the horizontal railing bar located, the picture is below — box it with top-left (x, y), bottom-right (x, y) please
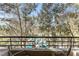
top-left (0, 45), bottom-right (34, 46)
top-left (47, 45), bottom-right (79, 46)
top-left (47, 41), bottom-right (79, 42)
top-left (0, 41), bottom-right (79, 43)
top-left (0, 45), bottom-right (79, 46)
top-left (0, 36), bottom-right (79, 38)
top-left (0, 41), bottom-right (35, 42)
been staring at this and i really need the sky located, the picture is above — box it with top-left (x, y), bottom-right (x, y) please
top-left (0, 11), bottom-right (17, 19)
top-left (0, 3), bottom-right (78, 19)
top-left (29, 3), bottom-right (42, 16)
top-left (0, 3), bottom-right (43, 19)
top-left (0, 3), bottom-right (42, 26)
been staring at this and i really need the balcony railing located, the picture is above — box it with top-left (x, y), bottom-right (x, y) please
top-left (0, 36), bottom-right (79, 50)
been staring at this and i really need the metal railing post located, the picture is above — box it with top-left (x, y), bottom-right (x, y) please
top-left (10, 38), bottom-right (12, 49)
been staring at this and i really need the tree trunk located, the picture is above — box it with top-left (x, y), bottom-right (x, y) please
top-left (16, 4), bottom-right (23, 48)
